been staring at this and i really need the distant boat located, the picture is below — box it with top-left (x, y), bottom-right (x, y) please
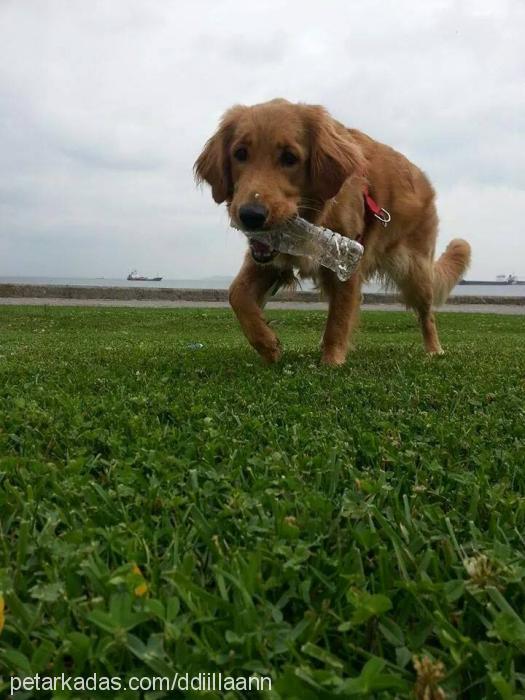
top-left (127, 270), bottom-right (162, 282)
top-left (459, 274), bottom-right (523, 286)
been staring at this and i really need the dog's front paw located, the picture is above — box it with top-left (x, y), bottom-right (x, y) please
top-left (254, 338), bottom-right (282, 365)
top-left (321, 347), bottom-right (347, 367)
top-left (262, 346), bottom-right (282, 365)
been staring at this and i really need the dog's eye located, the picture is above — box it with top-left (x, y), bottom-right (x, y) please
top-left (233, 147), bottom-right (248, 162)
top-left (280, 150), bottom-right (299, 167)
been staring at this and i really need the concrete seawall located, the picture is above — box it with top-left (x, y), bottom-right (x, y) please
top-left (0, 283), bottom-right (524, 306)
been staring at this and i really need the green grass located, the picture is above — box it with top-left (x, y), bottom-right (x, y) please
top-left (0, 305), bottom-right (524, 699)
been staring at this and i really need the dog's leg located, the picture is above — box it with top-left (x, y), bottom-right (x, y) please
top-left (229, 253), bottom-right (282, 364)
top-left (320, 269), bottom-right (362, 366)
top-left (398, 257), bottom-right (443, 355)
top-left (419, 308), bottom-right (443, 355)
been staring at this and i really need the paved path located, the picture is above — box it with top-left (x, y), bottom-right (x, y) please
top-left (1, 297), bottom-right (524, 314)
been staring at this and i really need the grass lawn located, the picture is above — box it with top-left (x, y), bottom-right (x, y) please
top-left (0, 305), bottom-right (524, 699)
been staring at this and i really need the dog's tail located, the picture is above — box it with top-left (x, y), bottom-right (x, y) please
top-left (433, 239), bottom-right (471, 306)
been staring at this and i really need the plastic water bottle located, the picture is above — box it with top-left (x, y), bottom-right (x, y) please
top-left (236, 217), bottom-right (364, 281)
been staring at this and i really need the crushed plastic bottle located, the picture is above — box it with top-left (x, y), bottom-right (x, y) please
top-left (234, 217), bottom-right (364, 281)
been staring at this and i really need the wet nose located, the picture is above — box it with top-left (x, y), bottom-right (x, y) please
top-left (239, 203), bottom-right (268, 230)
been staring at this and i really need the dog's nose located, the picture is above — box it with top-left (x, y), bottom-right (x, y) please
top-left (238, 203), bottom-right (268, 230)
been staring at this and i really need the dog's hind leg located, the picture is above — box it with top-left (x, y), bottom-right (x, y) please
top-left (396, 254), bottom-right (444, 355)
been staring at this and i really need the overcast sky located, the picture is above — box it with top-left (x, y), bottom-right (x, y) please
top-left (0, 0), bottom-right (523, 280)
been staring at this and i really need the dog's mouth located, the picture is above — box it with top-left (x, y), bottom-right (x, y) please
top-left (230, 216), bottom-right (279, 264)
top-left (248, 238), bottom-right (278, 264)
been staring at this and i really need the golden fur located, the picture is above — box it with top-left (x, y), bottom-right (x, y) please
top-left (195, 99), bottom-right (471, 365)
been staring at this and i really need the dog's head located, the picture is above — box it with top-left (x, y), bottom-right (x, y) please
top-left (194, 99), bottom-right (364, 263)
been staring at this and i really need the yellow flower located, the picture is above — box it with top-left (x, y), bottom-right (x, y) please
top-left (134, 581), bottom-right (148, 597)
top-left (131, 565), bottom-right (148, 597)
top-left (0, 595), bottom-right (5, 635)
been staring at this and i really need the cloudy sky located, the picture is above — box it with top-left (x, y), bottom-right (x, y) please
top-left (0, 0), bottom-right (523, 280)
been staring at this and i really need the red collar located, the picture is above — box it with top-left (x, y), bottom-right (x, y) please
top-left (356, 186), bottom-right (391, 244)
top-left (363, 185), bottom-right (391, 226)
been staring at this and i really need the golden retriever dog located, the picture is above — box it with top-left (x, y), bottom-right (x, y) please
top-left (195, 99), bottom-right (471, 366)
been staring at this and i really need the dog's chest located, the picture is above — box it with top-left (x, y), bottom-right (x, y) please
top-left (272, 253), bottom-right (319, 280)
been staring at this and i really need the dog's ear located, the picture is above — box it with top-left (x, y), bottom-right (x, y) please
top-left (194, 106), bottom-right (244, 204)
top-left (304, 105), bottom-right (364, 201)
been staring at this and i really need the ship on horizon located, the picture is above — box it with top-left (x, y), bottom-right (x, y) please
top-left (127, 269), bottom-right (162, 282)
top-left (459, 274), bottom-right (524, 286)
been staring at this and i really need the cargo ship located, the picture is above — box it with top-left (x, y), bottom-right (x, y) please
top-left (127, 270), bottom-right (162, 282)
top-left (459, 274), bottom-right (524, 286)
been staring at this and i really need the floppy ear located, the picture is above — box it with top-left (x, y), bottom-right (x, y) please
top-left (304, 106), bottom-right (365, 201)
top-left (194, 106), bottom-right (244, 204)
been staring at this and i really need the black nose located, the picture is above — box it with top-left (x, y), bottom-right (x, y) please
top-left (239, 203), bottom-right (268, 230)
